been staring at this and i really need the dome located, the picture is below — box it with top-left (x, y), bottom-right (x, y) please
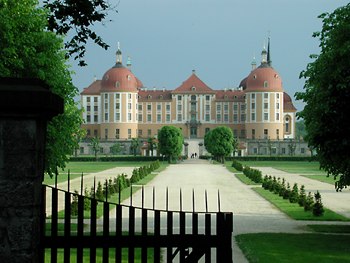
top-left (245, 65), bottom-right (283, 92)
top-left (239, 77), bottom-right (247, 90)
top-left (100, 65), bottom-right (139, 92)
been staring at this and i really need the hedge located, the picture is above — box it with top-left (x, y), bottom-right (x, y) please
top-left (69, 156), bottom-right (161, 162)
top-left (225, 156), bottom-right (318, 162)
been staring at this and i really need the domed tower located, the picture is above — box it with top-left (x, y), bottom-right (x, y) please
top-left (99, 43), bottom-right (140, 140)
top-left (244, 41), bottom-right (284, 141)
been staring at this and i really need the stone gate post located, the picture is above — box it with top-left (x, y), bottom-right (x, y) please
top-left (0, 78), bottom-right (63, 262)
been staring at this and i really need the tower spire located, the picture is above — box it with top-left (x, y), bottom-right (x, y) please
top-left (116, 42), bottom-right (122, 64)
top-left (267, 36), bottom-right (272, 66)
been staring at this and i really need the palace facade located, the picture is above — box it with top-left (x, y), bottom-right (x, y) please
top-left (80, 43), bottom-right (310, 156)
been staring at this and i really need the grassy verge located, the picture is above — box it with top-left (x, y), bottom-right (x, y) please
top-left (236, 233), bottom-right (350, 263)
top-left (300, 174), bottom-right (336, 185)
top-left (225, 162), bottom-right (261, 185)
top-left (307, 224), bottom-right (350, 233)
top-left (253, 187), bottom-right (349, 221)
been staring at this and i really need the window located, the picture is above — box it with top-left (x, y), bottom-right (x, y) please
top-left (276, 103), bottom-right (280, 109)
top-left (138, 114), bottom-right (143, 121)
top-left (116, 113), bottom-right (120, 121)
top-left (264, 81), bottom-right (268, 88)
top-left (94, 97), bottom-right (98, 103)
top-left (206, 95), bottom-right (210, 101)
top-left (224, 104), bottom-right (228, 111)
top-left (116, 94), bottom-right (120, 99)
top-left (241, 114), bottom-right (246, 122)
top-left (276, 93), bottom-right (280, 99)
top-left (251, 113), bottom-right (255, 121)
top-left (216, 104), bottom-right (221, 111)
top-left (264, 103), bottom-right (268, 109)
top-left (264, 129), bottom-right (268, 139)
top-left (157, 104), bottom-right (161, 111)
top-left (128, 129), bottom-right (131, 139)
top-left (94, 106), bottom-right (98, 112)
top-left (264, 113), bottom-right (269, 121)
top-left (166, 114), bottom-right (171, 122)
top-left (177, 114), bottom-right (182, 121)
top-left (115, 81), bottom-right (120, 88)
top-left (264, 93), bottom-right (268, 99)
top-left (205, 104), bottom-right (210, 111)
top-left (94, 129), bottom-right (98, 136)
top-left (301, 148), bottom-right (305, 154)
top-left (147, 114), bottom-right (152, 122)
top-left (191, 95), bottom-right (196, 101)
top-left (87, 97), bottom-right (90, 103)
top-left (241, 104), bottom-right (246, 111)
top-left (104, 113), bottom-right (108, 122)
top-left (251, 102), bottom-right (255, 110)
top-left (138, 129), bottom-right (143, 137)
top-left (191, 86), bottom-right (196, 91)
top-left (128, 103), bottom-right (132, 110)
top-left (233, 114), bottom-right (238, 122)
top-left (205, 114), bottom-right (210, 121)
top-left (233, 129), bottom-right (238, 137)
top-left (240, 129), bottom-right (246, 139)
top-left (94, 115), bottom-right (98, 122)
top-left (224, 114), bottom-right (228, 122)
top-left (276, 129), bottom-right (280, 139)
top-left (252, 129), bottom-right (255, 139)
top-left (157, 114), bottom-right (161, 122)
top-left (233, 104), bottom-right (238, 111)
top-left (105, 129), bottom-right (108, 139)
top-left (86, 115), bottom-right (91, 123)
top-left (147, 104), bottom-right (152, 111)
top-left (138, 104), bottom-right (142, 111)
top-left (276, 113), bottom-right (280, 121)
top-left (87, 105), bottom-right (91, 112)
top-left (104, 103), bottom-right (108, 110)
top-left (216, 114), bottom-right (221, 122)
top-left (285, 116), bottom-right (290, 133)
top-left (177, 104), bottom-right (182, 111)
top-left (166, 104), bottom-right (171, 111)
top-left (128, 93), bottom-right (132, 99)
top-left (87, 129), bottom-right (91, 136)
top-left (147, 129), bottom-right (151, 137)
top-left (178, 95), bottom-right (182, 101)
top-left (128, 113), bottom-right (132, 121)
top-left (115, 129), bottom-right (120, 139)
top-left (104, 94), bottom-right (108, 100)
top-left (282, 148), bottom-right (286, 154)
top-left (116, 103), bottom-right (120, 110)
top-left (251, 93), bottom-right (255, 99)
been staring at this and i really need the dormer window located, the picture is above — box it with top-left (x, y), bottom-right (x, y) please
top-left (105, 74), bottom-right (109, 80)
top-left (148, 95), bottom-right (152, 99)
top-left (127, 75), bottom-right (131, 80)
top-left (160, 95), bottom-right (163, 100)
top-left (253, 75), bottom-right (257, 79)
top-left (264, 81), bottom-right (268, 88)
top-left (191, 86), bottom-right (196, 91)
top-left (224, 95), bottom-right (228, 100)
top-left (115, 81), bottom-right (120, 88)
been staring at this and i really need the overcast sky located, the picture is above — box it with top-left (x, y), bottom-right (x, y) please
top-left (69, 0), bottom-right (349, 111)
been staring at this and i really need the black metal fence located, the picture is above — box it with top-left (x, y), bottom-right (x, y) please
top-left (40, 183), bottom-right (233, 262)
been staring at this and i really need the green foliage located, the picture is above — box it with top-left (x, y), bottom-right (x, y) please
top-left (204, 126), bottom-right (235, 163)
top-left (130, 138), bottom-right (140, 156)
top-left (295, 120), bottom-right (307, 140)
top-left (89, 137), bottom-right (100, 161)
top-left (71, 190), bottom-right (79, 216)
top-left (296, 4), bottom-right (350, 190)
top-left (110, 142), bottom-right (121, 155)
top-left (298, 185), bottom-right (307, 207)
top-left (243, 166), bottom-right (263, 183)
top-left (83, 187), bottom-right (91, 210)
top-left (0, 0), bottom-right (84, 176)
top-left (304, 192), bottom-right (314, 212)
top-left (231, 159), bottom-right (243, 171)
top-left (95, 182), bottom-right (104, 201)
top-left (313, 191), bottom-right (325, 216)
top-left (158, 126), bottom-right (183, 163)
top-left (289, 183), bottom-right (299, 203)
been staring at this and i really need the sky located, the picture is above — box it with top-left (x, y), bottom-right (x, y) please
top-left (69, 0), bottom-right (349, 112)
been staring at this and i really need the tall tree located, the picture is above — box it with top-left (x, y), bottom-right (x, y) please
top-left (296, 3), bottom-right (350, 190)
top-left (158, 126), bottom-right (183, 163)
top-left (204, 126), bottom-right (235, 163)
top-left (89, 137), bottom-right (100, 161)
top-left (130, 138), bottom-right (140, 156)
top-left (0, 0), bottom-right (84, 175)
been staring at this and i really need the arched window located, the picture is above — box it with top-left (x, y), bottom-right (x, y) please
top-left (115, 81), bottom-right (120, 88)
top-left (264, 81), bottom-right (268, 88)
top-left (285, 116), bottom-right (290, 133)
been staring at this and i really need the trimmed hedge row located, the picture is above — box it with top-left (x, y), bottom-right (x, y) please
top-left (226, 156), bottom-right (318, 162)
top-left (231, 159), bottom-right (243, 171)
top-left (69, 156), bottom-right (161, 162)
top-left (243, 166), bottom-right (263, 183)
top-left (130, 160), bottom-right (160, 183)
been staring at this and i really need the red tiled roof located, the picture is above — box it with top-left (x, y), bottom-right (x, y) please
top-left (172, 72), bottom-right (216, 94)
top-left (138, 89), bottom-right (172, 101)
top-left (215, 90), bottom-right (245, 101)
top-left (81, 80), bottom-right (101, 95)
top-left (283, 92), bottom-right (297, 112)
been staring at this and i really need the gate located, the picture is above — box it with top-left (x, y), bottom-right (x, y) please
top-left (40, 183), bottom-right (233, 262)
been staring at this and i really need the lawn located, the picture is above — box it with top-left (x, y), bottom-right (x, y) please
top-left (307, 224), bottom-right (350, 233)
top-left (236, 233), bottom-right (350, 263)
top-left (253, 187), bottom-right (348, 221)
top-left (43, 161), bottom-right (167, 185)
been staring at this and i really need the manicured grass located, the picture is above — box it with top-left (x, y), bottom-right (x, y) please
top-left (307, 224), bottom-right (350, 233)
top-left (236, 233), bottom-right (350, 263)
top-left (240, 161), bottom-right (325, 175)
top-left (225, 162), bottom-right (259, 185)
top-left (253, 187), bottom-right (349, 221)
top-left (43, 161), bottom-right (167, 185)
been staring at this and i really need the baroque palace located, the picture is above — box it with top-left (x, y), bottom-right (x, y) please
top-left (79, 43), bottom-right (310, 157)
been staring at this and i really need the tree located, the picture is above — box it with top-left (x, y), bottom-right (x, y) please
top-left (110, 141), bottom-right (121, 155)
top-left (295, 120), bottom-right (307, 140)
top-left (313, 191), bottom-right (325, 216)
top-left (158, 126), bottom-right (183, 163)
top-left (0, 0), bottom-right (84, 176)
top-left (130, 138), bottom-right (140, 156)
top-left (296, 4), bottom-right (350, 190)
top-left (147, 137), bottom-right (157, 157)
top-left (204, 126), bottom-right (235, 163)
top-left (43, 0), bottom-right (116, 66)
top-left (89, 137), bottom-right (100, 161)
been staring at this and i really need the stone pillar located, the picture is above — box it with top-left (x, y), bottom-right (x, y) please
top-left (0, 78), bottom-right (63, 262)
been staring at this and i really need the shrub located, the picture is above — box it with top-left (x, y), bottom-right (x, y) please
top-left (243, 166), bottom-right (263, 183)
top-left (313, 191), bottom-right (325, 216)
top-left (71, 190), bottom-right (79, 216)
top-left (95, 181), bottom-right (104, 201)
top-left (83, 187), bottom-right (91, 210)
top-left (283, 183), bottom-right (291, 200)
top-left (304, 192), bottom-right (314, 211)
top-left (289, 183), bottom-right (299, 203)
top-left (298, 185), bottom-right (306, 207)
top-left (231, 159), bottom-right (243, 171)
top-left (279, 178), bottom-right (286, 197)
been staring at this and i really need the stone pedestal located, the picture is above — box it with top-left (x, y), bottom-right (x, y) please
top-left (0, 78), bottom-right (63, 262)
